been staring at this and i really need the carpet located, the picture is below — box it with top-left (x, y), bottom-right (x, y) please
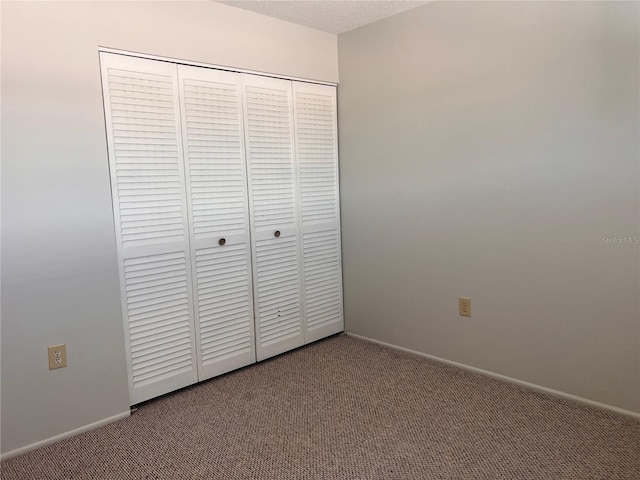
top-left (2, 334), bottom-right (639, 479)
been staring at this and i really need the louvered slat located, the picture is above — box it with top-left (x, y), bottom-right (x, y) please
top-left (255, 237), bottom-right (302, 347)
top-left (178, 65), bottom-right (255, 380)
top-left (302, 232), bottom-right (342, 330)
top-left (101, 53), bottom-right (198, 405)
top-left (124, 252), bottom-right (194, 388)
top-left (295, 91), bottom-right (338, 225)
top-left (182, 76), bottom-right (246, 239)
top-left (107, 67), bottom-right (187, 248)
top-left (245, 84), bottom-right (297, 229)
top-left (195, 245), bottom-right (252, 365)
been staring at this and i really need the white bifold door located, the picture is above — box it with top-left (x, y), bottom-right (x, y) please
top-left (242, 75), bottom-right (305, 361)
top-left (101, 52), bottom-right (342, 405)
top-left (293, 82), bottom-right (344, 344)
top-left (177, 65), bottom-right (256, 381)
top-left (101, 55), bottom-right (199, 404)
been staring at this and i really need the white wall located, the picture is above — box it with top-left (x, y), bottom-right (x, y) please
top-left (1, 0), bottom-right (337, 455)
top-left (338, 1), bottom-right (640, 412)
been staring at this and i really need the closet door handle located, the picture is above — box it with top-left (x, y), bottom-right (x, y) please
top-left (274, 230), bottom-right (281, 238)
top-left (218, 238), bottom-right (226, 246)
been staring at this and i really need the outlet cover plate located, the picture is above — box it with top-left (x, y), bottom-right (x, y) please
top-left (48, 344), bottom-right (67, 370)
top-left (459, 297), bottom-right (471, 317)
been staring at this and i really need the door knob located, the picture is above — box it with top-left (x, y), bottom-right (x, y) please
top-left (274, 230), bottom-right (281, 238)
top-left (218, 238), bottom-right (226, 246)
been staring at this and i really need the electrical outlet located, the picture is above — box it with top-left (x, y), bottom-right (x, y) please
top-left (48, 344), bottom-right (67, 370)
top-left (459, 297), bottom-right (471, 317)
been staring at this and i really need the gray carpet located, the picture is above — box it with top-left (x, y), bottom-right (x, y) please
top-left (2, 334), bottom-right (639, 479)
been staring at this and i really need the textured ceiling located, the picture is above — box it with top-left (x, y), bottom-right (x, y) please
top-left (218, 1), bottom-right (430, 34)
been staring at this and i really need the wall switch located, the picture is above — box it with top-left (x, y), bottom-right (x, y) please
top-left (48, 344), bottom-right (67, 370)
top-left (459, 297), bottom-right (471, 317)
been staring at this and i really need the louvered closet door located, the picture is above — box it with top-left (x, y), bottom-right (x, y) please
top-left (177, 65), bottom-right (256, 380)
top-left (293, 82), bottom-right (344, 343)
top-left (100, 53), bottom-right (198, 405)
top-left (242, 75), bottom-right (305, 361)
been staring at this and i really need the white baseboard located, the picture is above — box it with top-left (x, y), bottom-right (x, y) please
top-left (1, 410), bottom-right (130, 461)
top-left (346, 332), bottom-right (640, 421)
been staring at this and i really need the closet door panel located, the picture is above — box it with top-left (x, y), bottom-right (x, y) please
top-left (100, 53), bottom-right (198, 405)
top-left (242, 75), bottom-right (304, 360)
top-left (293, 82), bottom-right (344, 343)
top-left (178, 65), bottom-right (255, 380)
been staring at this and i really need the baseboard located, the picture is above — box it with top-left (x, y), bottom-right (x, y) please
top-left (1, 410), bottom-right (131, 461)
top-left (346, 332), bottom-right (640, 421)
